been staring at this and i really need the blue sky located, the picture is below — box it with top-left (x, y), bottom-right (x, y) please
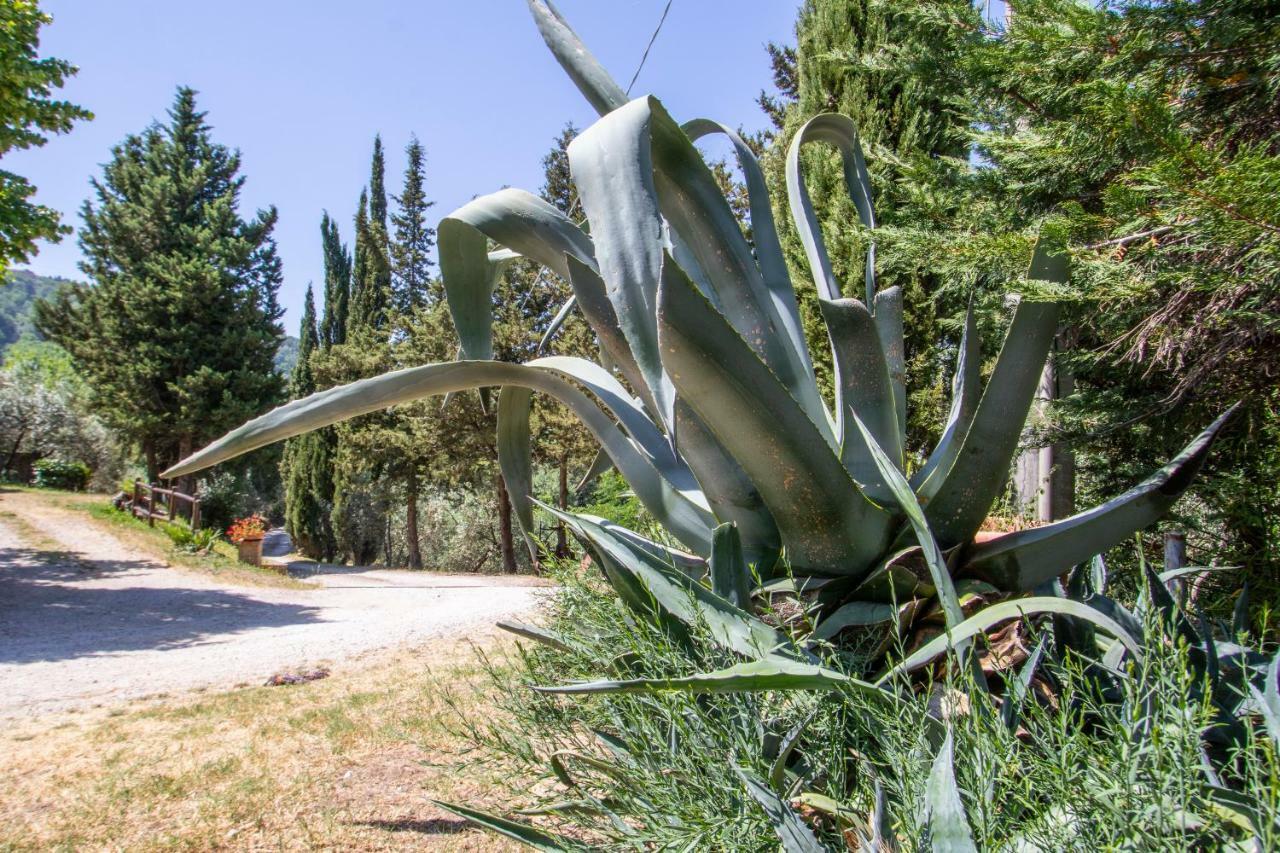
top-left (10, 0), bottom-right (802, 334)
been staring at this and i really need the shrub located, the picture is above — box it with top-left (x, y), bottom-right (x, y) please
top-left (161, 522), bottom-right (220, 554)
top-left (32, 458), bottom-right (90, 491)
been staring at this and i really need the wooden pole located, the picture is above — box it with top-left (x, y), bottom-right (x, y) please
top-left (1163, 530), bottom-right (1187, 573)
top-left (146, 483), bottom-right (155, 527)
top-left (191, 495), bottom-right (201, 531)
top-left (133, 478), bottom-right (141, 518)
top-left (167, 487), bottom-right (177, 522)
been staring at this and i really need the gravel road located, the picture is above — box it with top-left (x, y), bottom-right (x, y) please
top-left (0, 491), bottom-right (545, 720)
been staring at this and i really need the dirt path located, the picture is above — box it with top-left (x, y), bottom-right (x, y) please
top-left (0, 491), bottom-right (545, 721)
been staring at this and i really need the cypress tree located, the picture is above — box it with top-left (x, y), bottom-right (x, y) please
top-left (319, 213), bottom-right (350, 348)
top-left (390, 135), bottom-right (435, 312)
top-left (281, 286), bottom-right (337, 559)
top-left (35, 87), bottom-right (284, 479)
top-left (349, 138), bottom-right (393, 335)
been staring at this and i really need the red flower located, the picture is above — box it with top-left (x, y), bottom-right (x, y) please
top-left (227, 514), bottom-right (267, 543)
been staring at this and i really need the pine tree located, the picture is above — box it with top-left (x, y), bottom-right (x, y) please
top-left (390, 135), bottom-right (435, 312)
top-left (281, 286), bottom-right (337, 559)
top-left (35, 87), bottom-right (284, 480)
top-left (348, 138), bottom-right (393, 335)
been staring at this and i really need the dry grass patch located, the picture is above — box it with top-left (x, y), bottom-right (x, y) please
top-left (0, 632), bottom-right (528, 851)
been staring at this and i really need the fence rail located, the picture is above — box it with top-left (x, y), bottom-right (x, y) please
top-left (128, 479), bottom-right (202, 529)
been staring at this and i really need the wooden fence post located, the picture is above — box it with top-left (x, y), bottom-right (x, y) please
top-left (191, 495), bottom-right (201, 531)
top-left (167, 486), bottom-right (177, 522)
top-left (1163, 530), bottom-right (1187, 573)
top-left (146, 482), bottom-right (155, 527)
top-left (133, 478), bottom-right (141, 516)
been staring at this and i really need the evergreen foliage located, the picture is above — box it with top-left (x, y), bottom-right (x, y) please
top-left (33, 87), bottom-right (284, 479)
top-left (281, 286), bottom-right (336, 560)
top-left (390, 136), bottom-right (435, 312)
top-left (318, 213), bottom-right (350, 348)
top-left (0, 1), bottom-right (91, 266)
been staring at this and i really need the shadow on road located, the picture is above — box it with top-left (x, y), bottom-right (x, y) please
top-left (0, 545), bottom-right (323, 665)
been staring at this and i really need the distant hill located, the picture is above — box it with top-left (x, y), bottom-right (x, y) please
top-left (0, 269), bottom-right (76, 350)
top-left (274, 334), bottom-right (300, 377)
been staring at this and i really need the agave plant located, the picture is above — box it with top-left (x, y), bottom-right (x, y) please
top-left (163, 0), bottom-right (1231, 674)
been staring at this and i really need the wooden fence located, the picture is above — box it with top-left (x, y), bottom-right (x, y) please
top-left (130, 479), bottom-right (202, 529)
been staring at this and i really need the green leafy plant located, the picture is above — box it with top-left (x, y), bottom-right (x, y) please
top-left (163, 0), bottom-right (1231, 673)
top-left (32, 458), bottom-right (91, 491)
top-left (161, 521), bottom-right (220, 555)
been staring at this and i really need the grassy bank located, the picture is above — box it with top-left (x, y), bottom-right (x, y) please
top-left (2, 486), bottom-right (306, 589)
top-left (0, 636), bottom-right (523, 851)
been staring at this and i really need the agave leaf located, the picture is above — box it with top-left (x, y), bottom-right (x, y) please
top-left (922, 298), bottom-right (1060, 547)
top-left (573, 445), bottom-right (613, 496)
top-left (161, 361), bottom-right (714, 555)
top-left (872, 286), bottom-right (907, 445)
top-left (879, 597), bottom-right (1143, 684)
top-left (674, 400), bottom-right (781, 570)
top-left (812, 601), bottom-right (897, 641)
top-left (769, 713), bottom-right (814, 789)
top-left (925, 730), bottom-right (979, 853)
top-left (547, 506), bottom-right (802, 661)
top-left (785, 113), bottom-right (876, 305)
top-left (497, 620), bottom-right (574, 653)
top-left (537, 293), bottom-right (578, 353)
top-left (497, 385), bottom-right (537, 551)
top-left (439, 188), bottom-right (595, 365)
top-left (1158, 565), bottom-right (1237, 584)
top-left (711, 522), bottom-right (752, 610)
top-left (794, 792), bottom-right (859, 826)
top-left (538, 656), bottom-right (879, 697)
top-left (1249, 649), bottom-right (1280, 746)
top-left (821, 298), bottom-right (903, 501)
top-left (914, 306), bottom-right (980, 495)
top-left (1202, 783), bottom-right (1279, 839)
top-left (683, 118), bottom-right (811, 383)
top-left (850, 412), bottom-right (964, 633)
top-left (1001, 635), bottom-right (1047, 733)
top-left (658, 255), bottom-right (891, 575)
top-left (571, 511), bottom-right (706, 579)
top-left (525, 0), bottom-right (626, 117)
top-left (1231, 581), bottom-right (1250, 639)
top-left (737, 768), bottom-right (827, 853)
top-left (432, 799), bottom-right (581, 851)
top-left (963, 408), bottom-right (1238, 591)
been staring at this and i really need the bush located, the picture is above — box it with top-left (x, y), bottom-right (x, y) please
top-left (454, 564), bottom-right (1279, 849)
top-left (32, 458), bottom-right (91, 491)
top-left (161, 522), bottom-right (220, 554)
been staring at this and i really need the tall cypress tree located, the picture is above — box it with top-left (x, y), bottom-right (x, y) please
top-left (35, 87), bottom-right (284, 479)
top-left (762, 0), bottom-right (972, 454)
top-left (349, 138), bottom-right (393, 335)
top-left (281, 286), bottom-right (337, 559)
top-left (390, 135), bottom-right (435, 312)
top-left (319, 213), bottom-right (350, 348)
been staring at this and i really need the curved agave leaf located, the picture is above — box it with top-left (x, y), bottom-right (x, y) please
top-left (497, 385), bottom-right (537, 550)
top-left (161, 360), bottom-right (714, 554)
top-left (439, 188), bottom-right (595, 364)
top-left (878, 597), bottom-right (1144, 684)
top-left (496, 620), bottom-right (574, 653)
top-left (657, 256), bottom-right (892, 575)
top-left (574, 445), bottom-right (613, 495)
top-left (914, 306), bottom-right (979, 494)
top-left (570, 511), bottom-right (706, 579)
top-left (812, 601), bottom-right (897, 641)
top-left (922, 298), bottom-right (1060, 548)
top-left (433, 799), bottom-right (581, 851)
top-left (962, 407), bottom-right (1238, 591)
top-left (872, 286), bottom-right (906, 443)
top-left (925, 730), bottom-right (979, 853)
top-left (851, 412), bottom-right (966, 635)
top-left (785, 113), bottom-right (876, 305)
top-left (737, 768), bottom-right (826, 853)
top-left (682, 118), bottom-right (815, 391)
top-left (573, 96), bottom-right (829, 436)
top-left (537, 293), bottom-right (577, 353)
top-left (549, 506), bottom-right (804, 661)
top-left (536, 657), bottom-right (874, 696)
top-left (821, 297), bottom-right (902, 499)
top-left (674, 400), bottom-right (781, 570)
top-left (526, 0), bottom-right (626, 117)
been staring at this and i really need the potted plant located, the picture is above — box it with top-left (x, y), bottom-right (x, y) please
top-left (227, 514), bottom-right (267, 566)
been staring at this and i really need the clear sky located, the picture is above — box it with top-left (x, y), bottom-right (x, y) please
top-left (9, 0), bottom-right (802, 335)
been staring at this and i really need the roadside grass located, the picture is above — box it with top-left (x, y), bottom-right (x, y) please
top-left (0, 635), bottom-right (525, 851)
top-left (0, 486), bottom-right (307, 589)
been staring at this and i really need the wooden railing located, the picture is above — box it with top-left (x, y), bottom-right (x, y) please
top-left (130, 479), bottom-right (202, 529)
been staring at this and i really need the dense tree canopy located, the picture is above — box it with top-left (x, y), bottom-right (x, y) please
top-left (0, 1), bottom-right (91, 266)
top-left (34, 88), bottom-right (284, 479)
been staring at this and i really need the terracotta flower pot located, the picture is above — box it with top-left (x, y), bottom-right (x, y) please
top-left (236, 536), bottom-right (264, 566)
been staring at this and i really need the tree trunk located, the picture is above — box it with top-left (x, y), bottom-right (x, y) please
top-left (405, 469), bottom-right (423, 570)
top-left (143, 440), bottom-right (158, 484)
top-left (4, 426), bottom-right (28, 478)
top-left (496, 471), bottom-right (518, 574)
top-left (555, 452), bottom-right (570, 559)
top-left (176, 434), bottom-right (195, 522)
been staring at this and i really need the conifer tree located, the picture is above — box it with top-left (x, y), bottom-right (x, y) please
top-left (281, 286), bottom-right (336, 559)
top-left (35, 87), bottom-right (284, 479)
top-left (390, 135), bottom-right (435, 312)
top-left (319, 213), bottom-right (350, 348)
